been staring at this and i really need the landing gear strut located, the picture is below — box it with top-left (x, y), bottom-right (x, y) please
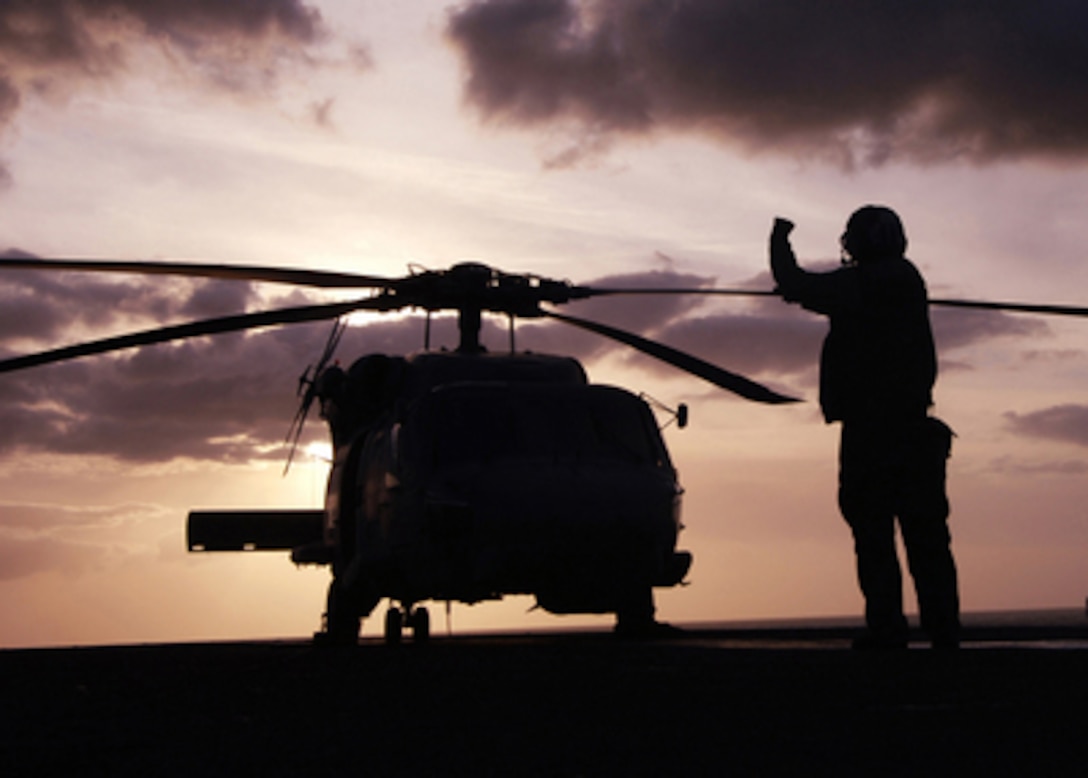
top-left (315, 579), bottom-right (362, 647)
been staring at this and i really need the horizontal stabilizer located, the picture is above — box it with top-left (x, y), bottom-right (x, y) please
top-left (187, 510), bottom-right (324, 552)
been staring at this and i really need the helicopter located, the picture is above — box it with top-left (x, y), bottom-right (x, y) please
top-left (2, 256), bottom-right (1087, 645)
top-left (0, 257), bottom-right (802, 644)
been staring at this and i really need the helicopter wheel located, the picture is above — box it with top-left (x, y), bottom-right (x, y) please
top-left (384, 605), bottom-right (404, 646)
top-left (409, 606), bottom-right (430, 642)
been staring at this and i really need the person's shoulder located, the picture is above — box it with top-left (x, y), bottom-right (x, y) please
top-left (868, 256), bottom-right (926, 284)
top-left (900, 256), bottom-right (925, 276)
top-left (899, 257), bottom-right (929, 290)
top-left (882, 257), bottom-right (929, 304)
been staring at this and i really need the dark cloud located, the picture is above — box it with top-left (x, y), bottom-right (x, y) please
top-left (543, 269), bottom-right (1052, 387)
top-left (0, 265), bottom-right (1061, 464)
top-left (512, 268), bottom-right (714, 358)
top-left (0, 0), bottom-right (327, 180)
top-left (570, 268), bottom-right (718, 325)
top-left (0, 314), bottom-right (443, 464)
top-left (651, 309), bottom-right (823, 380)
top-left (522, 267), bottom-right (824, 383)
top-left (0, 265), bottom-right (260, 347)
top-left (447, 0), bottom-right (1088, 167)
top-left (1005, 404), bottom-right (1088, 448)
top-left (638, 299), bottom-right (1055, 390)
top-left (930, 306), bottom-right (1051, 352)
top-left (0, 0), bottom-right (323, 80)
top-left (0, 328), bottom-right (318, 463)
top-left (0, 260), bottom-right (516, 464)
top-left (0, 269), bottom-right (350, 463)
top-left (0, 266), bottom-right (725, 463)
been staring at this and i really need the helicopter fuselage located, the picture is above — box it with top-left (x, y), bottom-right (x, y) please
top-left (188, 349), bottom-right (691, 637)
top-left (327, 352), bottom-right (688, 614)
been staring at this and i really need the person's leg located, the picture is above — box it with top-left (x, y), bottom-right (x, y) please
top-left (899, 512), bottom-right (960, 647)
top-left (840, 424), bottom-right (908, 648)
top-left (844, 511), bottom-right (909, 646)
top-left (898, 417), bottom-right (959, 647)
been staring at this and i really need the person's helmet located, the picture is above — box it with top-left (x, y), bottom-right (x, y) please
top-left (840, 205), bottom-right (907, 263)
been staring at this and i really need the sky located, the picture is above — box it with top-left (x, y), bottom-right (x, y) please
top-left (1, 0), bottom-right (1087, 647)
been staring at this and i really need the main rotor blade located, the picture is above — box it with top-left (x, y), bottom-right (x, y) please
top-left (0, 257), bottom-right (393, 289)
top-left (0, 297), bottom-right (389, 374)
top-left (574, 286), bottom-right (779, 300)
top-left (929, 297), bottom-right (1088, 317)
top-left (543, 310), bottom-right (800, 404)
top-left (579, 285), bottom-right (1088, 318)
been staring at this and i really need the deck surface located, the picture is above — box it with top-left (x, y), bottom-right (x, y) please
top-left (3, 620), bottom-right (1086, 775)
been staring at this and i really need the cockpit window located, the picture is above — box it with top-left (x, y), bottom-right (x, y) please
top-left (419, 385), bottom-right (664, 467)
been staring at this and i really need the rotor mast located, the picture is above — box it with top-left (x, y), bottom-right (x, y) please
top-left (442, 262), bottom-right (510, 354)
top-left (457, 304), bottom-right (484, 353)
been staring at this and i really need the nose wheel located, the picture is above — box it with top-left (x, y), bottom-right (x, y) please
top-left (383, 603), bottom-right (430, 645)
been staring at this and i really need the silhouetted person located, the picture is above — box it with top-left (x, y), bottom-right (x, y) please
top-left (770, 206), bottom-right (960, 650)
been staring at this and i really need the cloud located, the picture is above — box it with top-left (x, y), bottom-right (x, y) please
top-left (310, 96), bottom-right (336, 128)
top-left (0, 266), bottom-right (724, 463)
top-left (0, 0), bottom-right (324, 83)
top-left (0, 0), bottom-right (328, 180)
top-left (1005, 404), bottom-right (1088, 448)
top-left (651, 309), bottom-right (824, 379)
top-left (985, 455), bottom-right (1088, 477)
top-left (0, 262), bottom-right (511, 464)
top-left (539, 268), bottom-right (1050, 386)
top-left (0, 264), bottom-right (1060, 464)
top-left (1021, 348), bottom-right (1086, 364)
top-left (0, 533), bottom-right (102, 580)
top-left (930, 306), bottom-right (1051, 352)
top-left (447, 0), bottom-right (1088, 168)
top-left (0, 269), bottom-right (352, 463)
top-left (0, 501), bottom-right (169, 580)
top-left (569, 267), bottom-right (718, 324)
top-left (510, 267), bottom-right (713, 357)
top-left (0, 317), bottom-right (445, 464)
top-left (0, 264), bottom-right (260, 347)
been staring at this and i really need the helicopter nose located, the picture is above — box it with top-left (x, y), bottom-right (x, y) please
top-left (656, 550), bottom-right (692, 587)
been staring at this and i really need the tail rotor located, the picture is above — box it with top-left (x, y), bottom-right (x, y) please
top-left (284, 318), bottom-right (347, 474)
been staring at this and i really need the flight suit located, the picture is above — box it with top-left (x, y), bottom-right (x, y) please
top-left (770, 220), bottom-right (960, 648)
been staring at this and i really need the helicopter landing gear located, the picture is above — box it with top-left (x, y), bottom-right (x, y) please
top-left (383, 606), bottom-right (403, 645)
top-left (315, 580), bottom-right (362, 647)
top-left (383, 603), bottom-right (430, 645)
top-left (410, 606), bottom-right (430, 641)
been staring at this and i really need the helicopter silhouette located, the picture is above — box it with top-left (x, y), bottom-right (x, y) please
top-left (2, 256), bottom-right (1086, 644)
